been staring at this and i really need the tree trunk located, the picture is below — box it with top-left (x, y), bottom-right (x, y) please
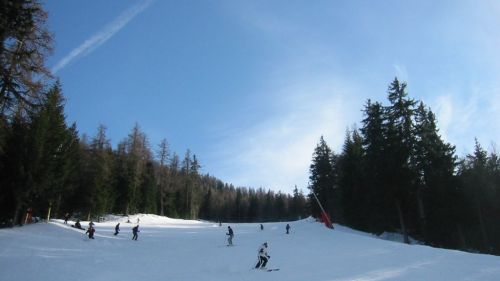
top-left (46, 202), bottom-right (52, 222)
top-left (13, 202), bottom-right (23, 226)
top-left (477, 205), bottom-right (490, 253)
top-left (395, 199), bottom-right (410, 244)
top-left (417, 189), bottom-right (426, 240)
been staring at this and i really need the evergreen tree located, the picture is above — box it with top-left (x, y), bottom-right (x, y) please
top-left (0, 112), bottom-right (31, 224)
top-left (140, 161), bottom-right (157, 214)
top-left (0, 0), bottom-right (52, 117)
top-left (156, 138), bottom-right (170, 216)
top-left (360, 99), bottom-right (387, 233)
top-left (290, 186), bottom-right (307, 220)
top-left (458, 140), bottom-right (498, 253)
top-left (338, 128), bottom-right (367, 230)
top-left (413, 102), bottom-right (457, 245)
top-left (123, 123), bottom-right (151, 214)
top-left (27, 84), bottom-right (79, 220)
top-left (81, 125), bottom-right (116, 218)
top-left (308, 136), bottom-right (335, 219)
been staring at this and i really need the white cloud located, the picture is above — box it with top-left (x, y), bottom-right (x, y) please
top-left (211, 76), bottom-right (361, 193)
top-left (433, 95), bottom-right (454, 142)
top-left (51, 0), bottom-right (154, 74)
top-left (433, 85), bottom-right (500, 155)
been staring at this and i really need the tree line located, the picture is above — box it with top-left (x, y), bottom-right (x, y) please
top-left (308, 78), bottom-right (500, 255)
top-left (0, 83), bottom-right (309, 224)
top-left (0, 0), bottom-right (308, 226)
top-left (0, 83), bottom-right (309, 225)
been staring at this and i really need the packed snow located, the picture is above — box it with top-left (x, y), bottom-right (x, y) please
top-left (1, 214), bottom-right (499, 281)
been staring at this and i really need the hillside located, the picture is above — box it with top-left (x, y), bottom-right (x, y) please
top-left (1, 215), bottom-right (499, 281)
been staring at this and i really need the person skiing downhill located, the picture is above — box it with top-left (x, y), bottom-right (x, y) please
top-left (255, 242), bottom-right (270, 269)
top-left (114, 223), bottom-right (120, 235)
top-left (226, 226), bottom-right (234, 246)
top-left (132, 225), bottom-right (139, 240)
top-left (86, 226), bottom-right (95, 239)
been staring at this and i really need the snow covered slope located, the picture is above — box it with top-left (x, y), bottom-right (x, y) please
top-left (1, 215), bottom-right (499, 281)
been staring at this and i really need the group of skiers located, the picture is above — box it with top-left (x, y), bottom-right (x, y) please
top-left (68, 215), bottom-right (290, 270)
top-left (85, 222), bottom-right (139, 240)
top-left (224, 223), bottom-right (292, 270)
top-left (68, 218), bottom-right (140, 241)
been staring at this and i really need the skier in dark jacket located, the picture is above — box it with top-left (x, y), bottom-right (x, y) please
top-left (114, 223), bottom-right (120, 235)
top-left (132, 225), bottom-right (139, 240)
top-left (86, 226), bottom-right (95, 239)
top-left (255, 242), bottom-right (270, 269)
top-left (226, 226), bottom-right (234, 246)
top-left (73, 219), bottom-right (83, 229)
top-left (286, 224), bottom-right (291, 234)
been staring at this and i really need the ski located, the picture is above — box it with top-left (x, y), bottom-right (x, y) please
top-left (254, 268), bottom-right (279, 272)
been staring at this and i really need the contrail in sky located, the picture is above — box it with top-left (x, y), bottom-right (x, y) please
top-left (52, 0), bottom-right (154, 74)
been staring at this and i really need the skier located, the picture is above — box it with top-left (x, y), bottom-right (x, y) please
top-left (64, 213), bottom-right (70, 224)
top-left (114, 223), bottom-right (120, 235)
top-left (86, 226), bottom-right (95, 239)
top-left (260, 224), bottom-right (264, 231)
top-left (255, 242), bottom-right (270, 269)
top-left (132, 225), bottom-right (140, 241)
top-left (226, 226), bottom-right (234, 246)
top-left (73, 219), bottom-right (83, 229)
top-left (286, 224), bottom-right (290, 234)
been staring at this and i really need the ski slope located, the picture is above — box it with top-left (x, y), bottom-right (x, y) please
top-left (1, 215), bottom-right (499, 281)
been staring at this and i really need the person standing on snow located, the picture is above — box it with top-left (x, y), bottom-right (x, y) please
top-left (132, 225), bottom-right (140, 240)
top-left (86, 226), bottom-right (95, 239)
top-left (260, 224), bottom-right (264, 231)
top-left (255, 242), bottom-right (270, 269)
top-left (114, 223), bottom-right (120, 235)
top-left (286, 224), bottom-right (291, 234)
top-left (226, 226), bottom-right (234, 246)
top-left (64, 213), bottom-right (70, 224)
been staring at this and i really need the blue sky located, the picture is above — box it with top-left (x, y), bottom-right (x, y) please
top-left (44, 0), bottom-right (500, 194)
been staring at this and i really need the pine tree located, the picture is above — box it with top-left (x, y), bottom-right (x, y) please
top-left (338, 128), bottom-right (367, 230)
top-left (383, 78), bottom-right (417, 243)
top-left (0, 0), bottom-right (52, 117)
top-left (156, 138), bottom-right (170, 216)
top-left (123, 123), bottom-right (151, 214)
top-left (360, 99), bottom-right (387, 233)
top-left (458, 140), bottom-right (496, 253)
top-left (25, 83), bottom-right (79, 220)
top-left (413, 102), bottom-right (457, 245)
top-left (0, 112), bottom-right (31, 224)
top-left (308, 136), bottom-right (335, 219)
top-left (81, 125), bottom-right (116, 218)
